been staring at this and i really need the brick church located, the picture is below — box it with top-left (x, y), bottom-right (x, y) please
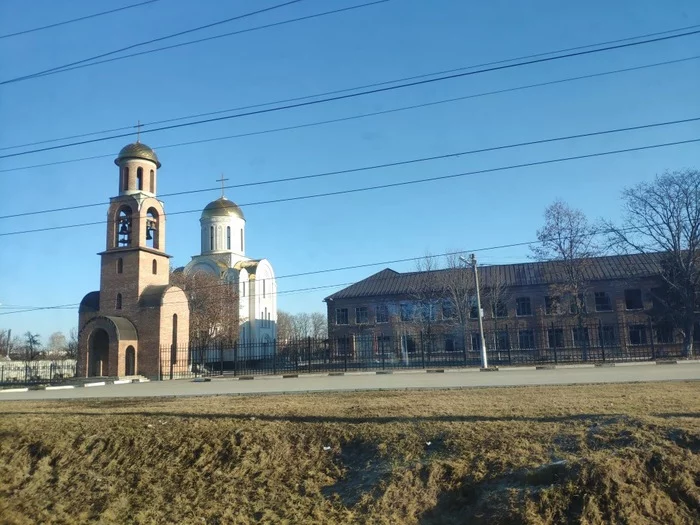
top-left (77, 142), bottom-right (190, 378)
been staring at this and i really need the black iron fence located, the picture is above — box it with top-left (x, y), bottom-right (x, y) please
top-left (0, 360), bottom-right (77, 387)
top-left (159, 319), bottom-right (691, 380)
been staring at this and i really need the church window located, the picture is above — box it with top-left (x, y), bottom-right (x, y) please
top-left (116, 206), bottom-right (132, 247)
top-left (265, 307), bottom-right (268, 328)
top-left (137, 167), bottom-right (143, 190)
top-left (210, 226), bottom-right (214, 251)
top-left (122, 167), bottom-right (129, 191)
top-left (263, 280), bottom-right (266, 298)
top-left (242, 282), bottom-right (246, 297)
top-left (149, 170), bottom-right (155, 193)
top-left (171, 314), bottom-right (178, 364)
top-left (117, 258), bottom-right (123, 274)
top-left (227, 227), bottom-right (231, 250)
top-left (116, 293), bottom-right (122, 310)
top-left (152, 259), bottom-right (157, 274)
top-left (241, 229), bottom-right (244, 252)
top-left (146, 208), bottom-right (159, 249)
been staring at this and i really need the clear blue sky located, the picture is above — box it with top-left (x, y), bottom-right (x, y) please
top-left (0, 0), bottom-right (699, 342)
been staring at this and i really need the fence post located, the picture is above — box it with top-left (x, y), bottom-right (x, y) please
top-left (307, 337), bottom-right (312, 374)
top-left (233, 342), bottom-right (238, 377)
top-left (506, 324), bottom-right (512, 365)
top-left (381, 338), bottom-right (386, 370)
top-left (599, 320), bottom-right (605, 362)
top-left (420, 331), bottom-right (425, 369)
top-left (343, 338), bottom-right (348, 372)
top-left (273, 339), bottom-right (277, 375)
top-left (1, 366), bottom-right (3, 384)
top-left (648, 317), bottom-right (656, 360)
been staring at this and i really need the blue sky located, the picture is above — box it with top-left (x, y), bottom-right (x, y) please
top-left (0, 0), bottom-right (699, 342)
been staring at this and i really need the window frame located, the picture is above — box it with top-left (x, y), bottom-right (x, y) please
top-left (335, 308), bottom-right (349, 325)
top-left (355, 306), bottom-right (369, 324)
top-left (624, 289), bottom-right (644, 311)
top-left (515, 296), bottom-right (532, 317)
top-left (594, 291), bottom-right (612, 312)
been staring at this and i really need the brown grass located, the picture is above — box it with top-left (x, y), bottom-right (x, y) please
top-left (0, 382), bottom-right (698, 524)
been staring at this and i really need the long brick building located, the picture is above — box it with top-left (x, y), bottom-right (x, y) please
top-left (324, 253), bottom-right (694, 358)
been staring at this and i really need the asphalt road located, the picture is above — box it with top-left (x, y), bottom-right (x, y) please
top-left (1, 362), bottom-right (698, 402)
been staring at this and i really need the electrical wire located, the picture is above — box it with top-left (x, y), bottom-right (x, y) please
top-left (3, 27), bottom-right (699, 159)
top-left (1, 112), bottom-right (698, 220)
top-left (1, 135), bottom-right (698, 237)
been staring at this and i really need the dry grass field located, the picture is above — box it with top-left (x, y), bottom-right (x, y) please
top-left (0, 382), bottom-right (698, 524)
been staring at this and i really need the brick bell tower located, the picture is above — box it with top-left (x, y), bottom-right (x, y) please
top-left (77, 141), bottom-right (189, 379)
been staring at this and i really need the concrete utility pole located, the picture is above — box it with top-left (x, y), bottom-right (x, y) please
top-left (460, 254), bottom-right (488, 369)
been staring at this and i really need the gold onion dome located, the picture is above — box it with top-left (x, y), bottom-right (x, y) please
top-left (201, 197), bottom-right (245, 220)
top-left (114, 142), bottom-right (161, 168)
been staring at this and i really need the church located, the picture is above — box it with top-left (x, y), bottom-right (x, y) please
top-left (77, 142), bottom-right (190, 378)
top-left (183, 184), bottom-right (278, 347)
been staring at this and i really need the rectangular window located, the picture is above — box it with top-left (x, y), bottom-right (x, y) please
top-left (492, 300), bottom-right (508, 318)
top-left (469, 302), bottom-right (479, 319)
top-left (336, 336), bottom-right (351, 355)
top-left (569, 294), bottom-right (587, 315)
top-left (518, 329), bottom-right (535, 349)
top-left (572, 327), bottom-right (590, 347)
top-left (495, 330), bottom-right (510, 350)
top-left (598, 325), bottom-right (616, 346)
top-left (401, 334), bottom-right (417, 354)
top-left (594, 292), bottom-right (612, 312)
top-left (545, 296), bottom-right (560, 315)
top-left (421, 303), bottom-right (436, 322)
top-left (400, 303), bottom-right (414, 322)
top-left (227, 227), bottom-right (231, 250)
top-left (376, 305), bottom-right (389, 323)
top-left (442, 300), bottom-right (456, 320)
top-left (655, 323), bottom-right (674, 343)
top-left (335, 308), bottom-right (348, 325)
top-left (516, 297), bottom-right (532, 316)
top-left (548, 328), bottom-right (564, 348)
top-left (444, 336), bottom-right (456, 353)
top-left (471, 332), bottom-right (481, 351)
top-left (355, 307), bottom-right (368, 324)
top-left (377, 335), bottom-right (391, 354)
top-left (628, 324), bottom-right (647, 345)
top-left (625, 289), bottom-right (644, 310)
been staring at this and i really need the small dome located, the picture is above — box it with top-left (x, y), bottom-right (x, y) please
top-left (201, 197), bottom-right (245, 220)
top-left (114, 142), bottom-right (161, 168)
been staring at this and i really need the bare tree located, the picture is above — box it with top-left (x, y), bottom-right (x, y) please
top-left (606, 169), bottom-right (700, 357)
top-left (170, 270), bottom-right (239, 346)
top-left (21, 332), bottom-right (42, 362)
top-left (291, 312), bottom-right (311, 339)
top-left (310, 312), bottom-right (328, 339)
top-left (47, 332), bottom-right (67, 357)
top-left (484, 267), bottom-right (512, 351)
top-left (407, 254), bottom-right (443, 344)
top-left (0, 329), bottom-right (12, 358)
top-left (439, 253), bottom-right (478, 351)
top-left (66, 328), bottom-right (79, 359)
top-left (276, 310), bottom-right (294, 342)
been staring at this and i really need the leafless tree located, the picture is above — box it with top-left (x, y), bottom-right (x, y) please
top-left (47, 331), bottom-right (67, 358)
top-left (170, 270), bottom-right (239, 346)
top-left (276, 310), bottom-right (294, 342)
top-left (66, 328), bottom-right (79, 359)
top-left (439, 253), bottom-right (478, 351)
top-left (407, 254), bottom-right (444, 344)
top-left (20, 332), bottom-right (42, 362)
top-left (291, 312), bottom-right (312, 339)
top-left (310, 312), bottom-right (328, 339)
top-left (484, 267), bottom-right (512, 351)
top-left (0, 329), bottom-right (13, 358)
top-left (605, 169), bottom-right (700, 357)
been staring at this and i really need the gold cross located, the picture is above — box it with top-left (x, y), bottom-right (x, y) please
top-left (216, 174), bottom-right (229, 198)
top-left (136, 120), bottom-right (142, 142)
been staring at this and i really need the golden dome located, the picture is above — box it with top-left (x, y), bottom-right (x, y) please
top-left (114, 142), bottom-right (161, 168)
top-left (201, 197), bottom-right (245, 220)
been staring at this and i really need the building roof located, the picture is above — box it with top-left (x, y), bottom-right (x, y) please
top-left (324, 253), bottom-right (666, 301)
top-left (114, 142), bottom-right (161, 168)
top-left (234, 259), bottom-right (261, 276)
top-left (201, 197), bottom-right (245, 220)
top-left (79, 291), bottom-right (100, 313)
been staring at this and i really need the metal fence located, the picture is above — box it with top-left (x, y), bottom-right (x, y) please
top-left (0, 360), bottom-right (77, 387)
top-left (159, 319), bottom-right (691, 380)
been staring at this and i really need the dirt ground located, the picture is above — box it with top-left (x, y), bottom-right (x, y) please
top-left (0, 382), bottom-right (698, 524)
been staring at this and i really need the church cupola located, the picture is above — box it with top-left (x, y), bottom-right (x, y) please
top-left (200, 177), bottom-right (246, 257)
top-left (114, 142), bottom-right (160, 197)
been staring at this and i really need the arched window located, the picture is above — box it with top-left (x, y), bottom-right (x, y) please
top-left (263, 279), bottom-right (266, 298)
top-left (116, 293), bottom-right (122, 309)
top-left (152, 259), bottom-right (157, 274)
top-left (122, 167), bottom-right (129, 191)
top-left (227, 226), bottom-right (231, 250)
top-left (240, 229), bottom-right (244, 252)
top-left (116, 206), bottom-right (132, 247)
top-left (146, 208), bottom-right (159, 249)
top-left (117, 258), bottom-right (123, 274)
top-left (137, 167), bottom-right (143, 190)
top-left (210, 226), bottom-right (214, 251)
top-left (149, 170), bottom-right (155, 193)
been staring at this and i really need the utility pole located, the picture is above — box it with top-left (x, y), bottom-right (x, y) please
top-left (461, 254), bottom-right (488, 369)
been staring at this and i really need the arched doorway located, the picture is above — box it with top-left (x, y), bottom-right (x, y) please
top-left (89, 329), bottom-right (110, 377)
top-left (125, 346), bottom-right (136, 376)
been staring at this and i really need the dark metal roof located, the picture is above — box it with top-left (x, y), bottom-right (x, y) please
top-left (79, 291), bottom-right (100, 313)
top-left (114, 142), bottom-right (161, 168)
top-left (104, 315), bottom-right (138, 341)
top-left (139, 284), bottom-right (172, 307)
top-left (324, 253), bottom-right (665, 301)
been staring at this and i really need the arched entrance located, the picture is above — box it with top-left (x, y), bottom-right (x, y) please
top-left (89, 329), bottom-right (110, 377)
top-left (125, 345), bottom-right (136, 376)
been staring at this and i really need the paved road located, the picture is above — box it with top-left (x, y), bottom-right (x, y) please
top-left (1, 362), bottom-right (698, 401)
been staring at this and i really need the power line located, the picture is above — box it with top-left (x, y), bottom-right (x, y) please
top-left (3, 22), bottom-right (698, 152)
top-left (1, 0), bottom-right (304, 84)
top-left (1, 135), bottom-right (698, 237)
top-left (0, 0), bottom-right (163, 39)
top-left (1, 113), bottom-right (698, 220)
top-left (3, 27), bottom-right (699, 160)
top-left (0, 0), bottom-right (387, 86)
top-left (3, 54), bottom-right (696, 176)
top-left (0, 224), bottom-right (649, 316)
